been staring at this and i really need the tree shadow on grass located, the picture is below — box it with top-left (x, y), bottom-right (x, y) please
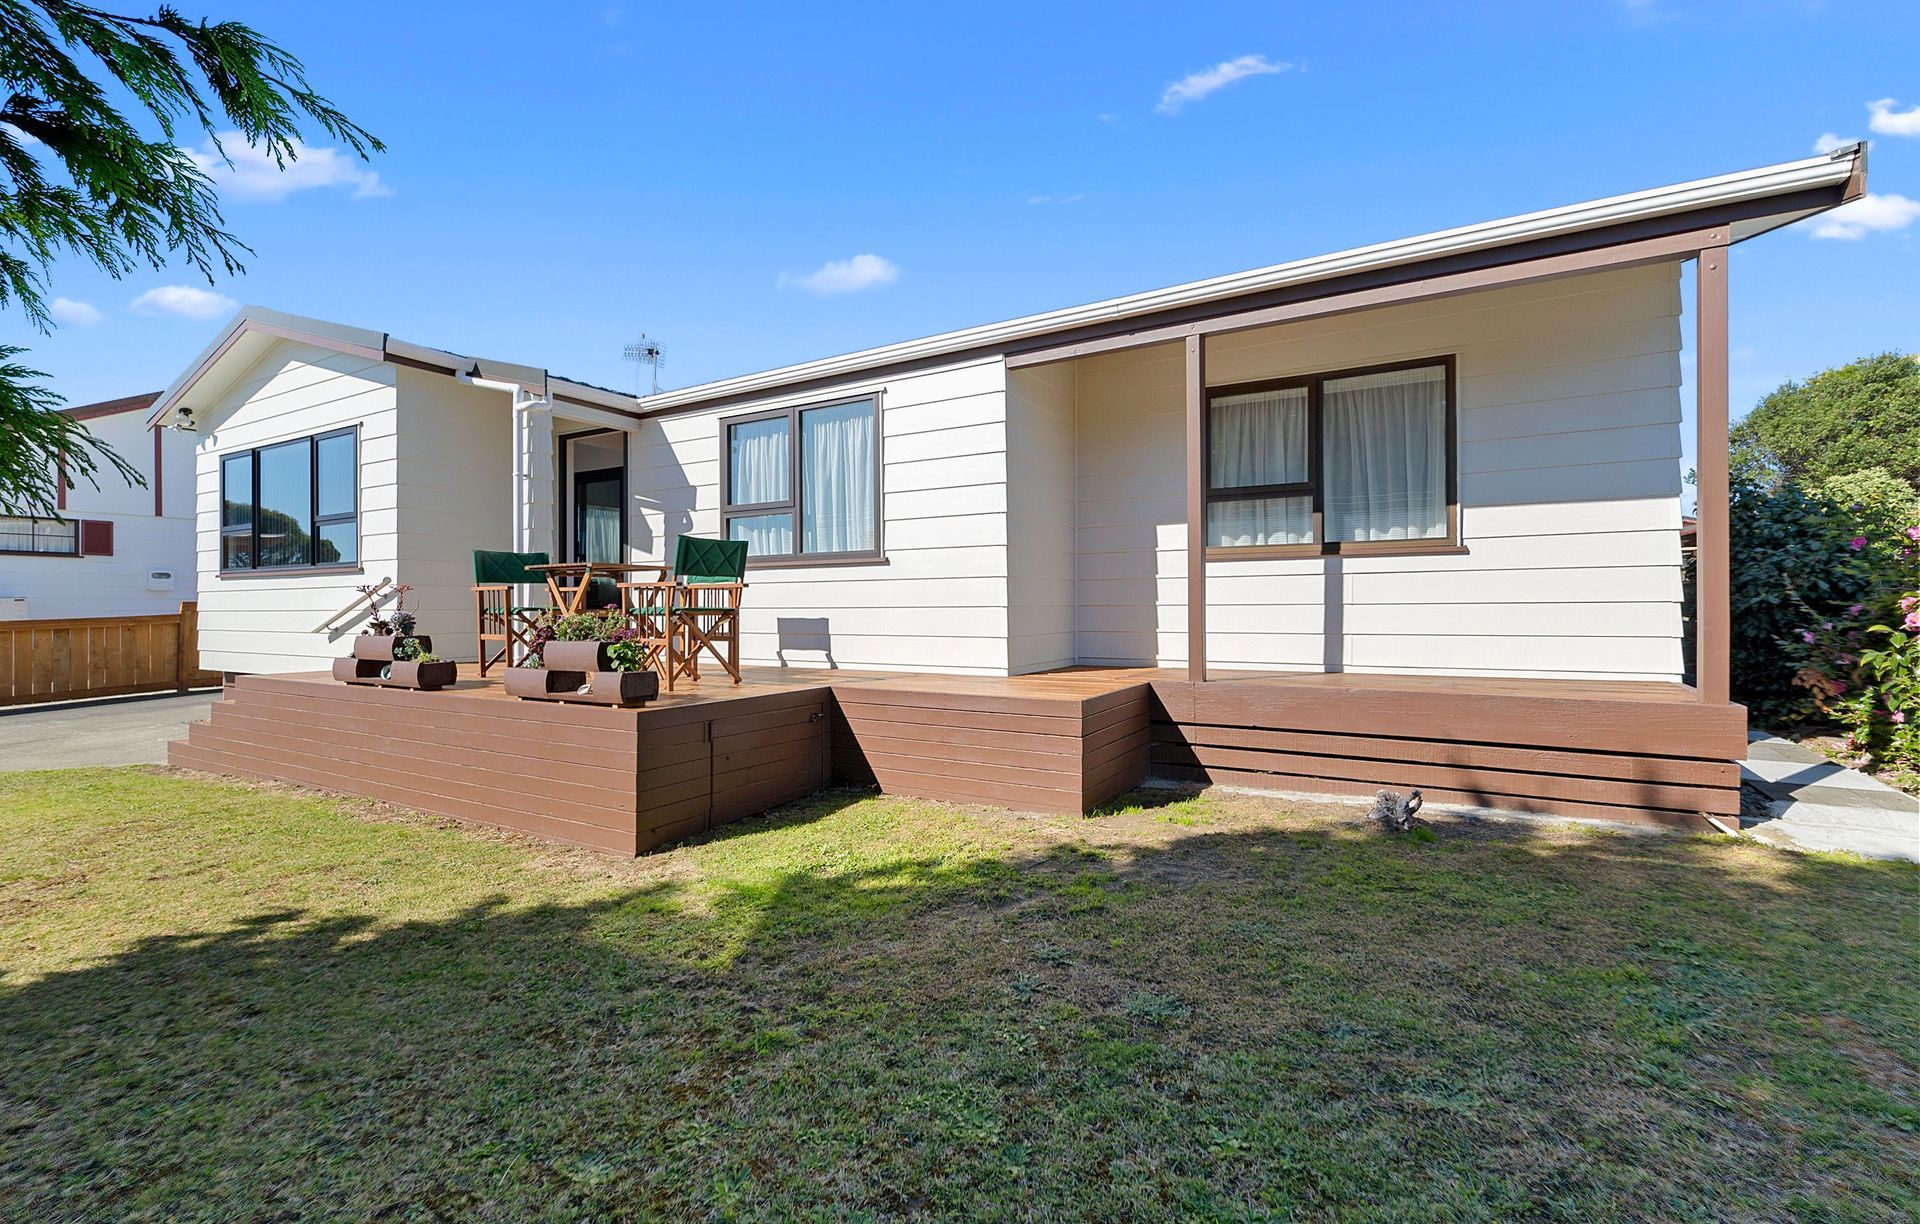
top-left (2, 796), bottom-right (1916, 1221)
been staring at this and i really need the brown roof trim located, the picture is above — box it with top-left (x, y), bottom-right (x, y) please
top-left (64, 392), bottom-right (162, 422)
top-left (1005, 189), bottom-right (1842, 369)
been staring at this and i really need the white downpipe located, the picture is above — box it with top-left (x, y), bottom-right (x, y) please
top-left (471, 376), bottom-right (550, 558)
top-left (464, 376), bottom-right (555, 611)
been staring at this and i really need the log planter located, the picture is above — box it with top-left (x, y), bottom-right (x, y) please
top-left (331, 635), bottom-right (459, 692)
top-left (504, 639), bottom-right (659, 707)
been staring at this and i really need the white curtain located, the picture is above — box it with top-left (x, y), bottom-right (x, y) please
top-left (729, 416), bottom-right (789, 505)
top-left (1208, 386), bottom-right (1312, 547)
top-left (801, 399), bottom-right (875, 554)
top-left (729, 512), bottom-right (793, 557)
top-left (1322, 365), bottom-right (1447, 542)
top-left (582, 505), bottom-right (621, 562)
top-left (1208, 496), bottom-right (1313, 548)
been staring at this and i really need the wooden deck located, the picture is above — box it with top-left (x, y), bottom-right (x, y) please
top-left (170, 664), bottom-right (1747, 853)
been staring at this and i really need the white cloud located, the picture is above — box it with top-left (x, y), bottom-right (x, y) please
top-left (778, 253), bottom-right (900, 295)
top-left (185, 131), bottom-right (390, 203)
top-left (1812, 132), bottom-right (1854, 154)
top-left (49, 297), bottom-right (103, 325)
top-left (1810, 192), bottom-right (1920, 240)
top-left (1868, 98), bottom-right (1920, 137)
top-left (130, 284), bottom-right (239, 319)
top-left (1155, 54), bottom-right (1291, 115)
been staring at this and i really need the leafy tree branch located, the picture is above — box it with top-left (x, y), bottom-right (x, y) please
top-left (0, 0), bottom-right (380, 515)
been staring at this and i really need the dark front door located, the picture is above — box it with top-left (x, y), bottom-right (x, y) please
top-left (572, 467), bottom-right (624, 563)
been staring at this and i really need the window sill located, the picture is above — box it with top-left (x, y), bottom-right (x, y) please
top-left (219, 565), bottom-right (365, 579)
top-left (746, 553), bottom-right (889, 572)
top-left (0, 549), bottom-right (80, 558)
top-left (1206, 541), bottom-right (1468, 562)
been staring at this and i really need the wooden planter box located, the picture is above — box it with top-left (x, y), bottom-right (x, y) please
top-left (505, 639), bottom-right (659, 707)
top-left (332, 635), bottom-right (458, 691)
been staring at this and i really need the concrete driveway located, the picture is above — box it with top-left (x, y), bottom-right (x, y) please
top-left (0, 690), bottom-right (218, 771)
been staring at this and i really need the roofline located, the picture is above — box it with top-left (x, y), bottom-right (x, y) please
top-left (145, 308), bottom-right (645, 427)
top-left (632, 146), bottom-right (1864, 414)
top-left (148, 146), bottom-right (1864, 428)
top-left (63, 391), bottom-right (161, 423)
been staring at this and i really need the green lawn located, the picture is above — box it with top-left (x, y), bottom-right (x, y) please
top-left (2, 768), bottom-right (1915, 1222)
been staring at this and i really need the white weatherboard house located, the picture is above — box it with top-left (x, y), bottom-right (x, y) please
top-left (0, 393), bottom-right (198, 619)
top-left (151, 148), bottom-right (1863, 695)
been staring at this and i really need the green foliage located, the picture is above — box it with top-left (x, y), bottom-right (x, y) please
top-left (390, 635), bottom-right (421, 662)
top-left (0, 1), bottom-right (381, 515)
top-left (1856, 605), bottom-right (1919, 770)
top-left (1779, 497), bottom-right (1920, 775)
top-left (1813, 467), bottom-right (1920, 569)
top-left (1732, 353), bottom-right (1920, 488)
top-left (1727, 475), bottom-right (1875, 723)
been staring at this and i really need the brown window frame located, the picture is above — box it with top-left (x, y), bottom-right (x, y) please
top-left (1204, 354), bottom-right (1461, 560)
top-left (718, 394), bottom-right (885, 569)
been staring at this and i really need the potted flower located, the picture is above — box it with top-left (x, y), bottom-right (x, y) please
top-left (389, 633), bottom-right (457, 690)
top-left (504, 610), bottom-right (659, 706)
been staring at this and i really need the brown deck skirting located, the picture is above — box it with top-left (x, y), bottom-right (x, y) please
top-left (170, 666), bottom-right (1746, 853)
top-left (1146, 674), bottom-right (1747, 829)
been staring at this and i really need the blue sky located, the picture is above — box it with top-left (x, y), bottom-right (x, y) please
top-left (20, 0), bottom-right (1920, 442)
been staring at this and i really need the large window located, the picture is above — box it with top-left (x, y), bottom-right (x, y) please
top-left (1205, 357), bottom-right (1456, 555)
top-left (721, 396), bottom-right (879, 564)
top-left (0, 516), bottom-right (78, 555)
top-left (220, 428), bottom-right (358, 572)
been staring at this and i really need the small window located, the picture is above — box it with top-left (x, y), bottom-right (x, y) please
top-left (1205, 358), bottom-right (1456, 555)
top-left (721, 397), bottom-right (878, 563)
top-left (218, 427), bottom-right (359, 572)
top-left (0, 516), bottom-right (79, 555)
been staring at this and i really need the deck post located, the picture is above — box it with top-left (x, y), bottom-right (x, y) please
top-left (1185, 334), bottom-right (1207, 683)
top-left (1694, 244), bottom-right (1731, 705)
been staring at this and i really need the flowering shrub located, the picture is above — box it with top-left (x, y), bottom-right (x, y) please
top-left (1726, 475), bottom-right (1875, 721)
top-left (1780, 511), bottom-right (1920, 774)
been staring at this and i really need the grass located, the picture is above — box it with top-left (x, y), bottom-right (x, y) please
top-left (1, 768), bottom-right (1916, 1222)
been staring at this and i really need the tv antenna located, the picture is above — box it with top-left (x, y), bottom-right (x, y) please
top-left (622, 334), bottom-right (664, 397)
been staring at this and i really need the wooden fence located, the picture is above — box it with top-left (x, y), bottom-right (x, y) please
top-left (0, 602), bottom-right (221, 707)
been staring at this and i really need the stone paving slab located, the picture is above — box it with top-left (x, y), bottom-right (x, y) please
top-left (1741, 732), bottom-right (1919, 862)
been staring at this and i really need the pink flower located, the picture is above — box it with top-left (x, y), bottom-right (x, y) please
top-left (1849, 536), bottom-right (1867, 551)
top-left (1800, 629), bottom-right (1817, 643)
top-left (1906, 611), bottom-right (1920, 631)
top-left (1907, 525), bottom-right (1920, 541)
top-left (1893, 711), bottom-right (1909, 725)
top-left (1848, 604), bottom-right (1865, 617)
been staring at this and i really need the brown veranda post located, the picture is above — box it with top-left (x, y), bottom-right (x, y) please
top-left (1694, 244), bottom-right (1731, 704)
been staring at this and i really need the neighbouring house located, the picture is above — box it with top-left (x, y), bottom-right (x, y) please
top-left (158, 146), bottom-right (1868, 846)
top-left (0, 392), bottom-right (198, 619)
